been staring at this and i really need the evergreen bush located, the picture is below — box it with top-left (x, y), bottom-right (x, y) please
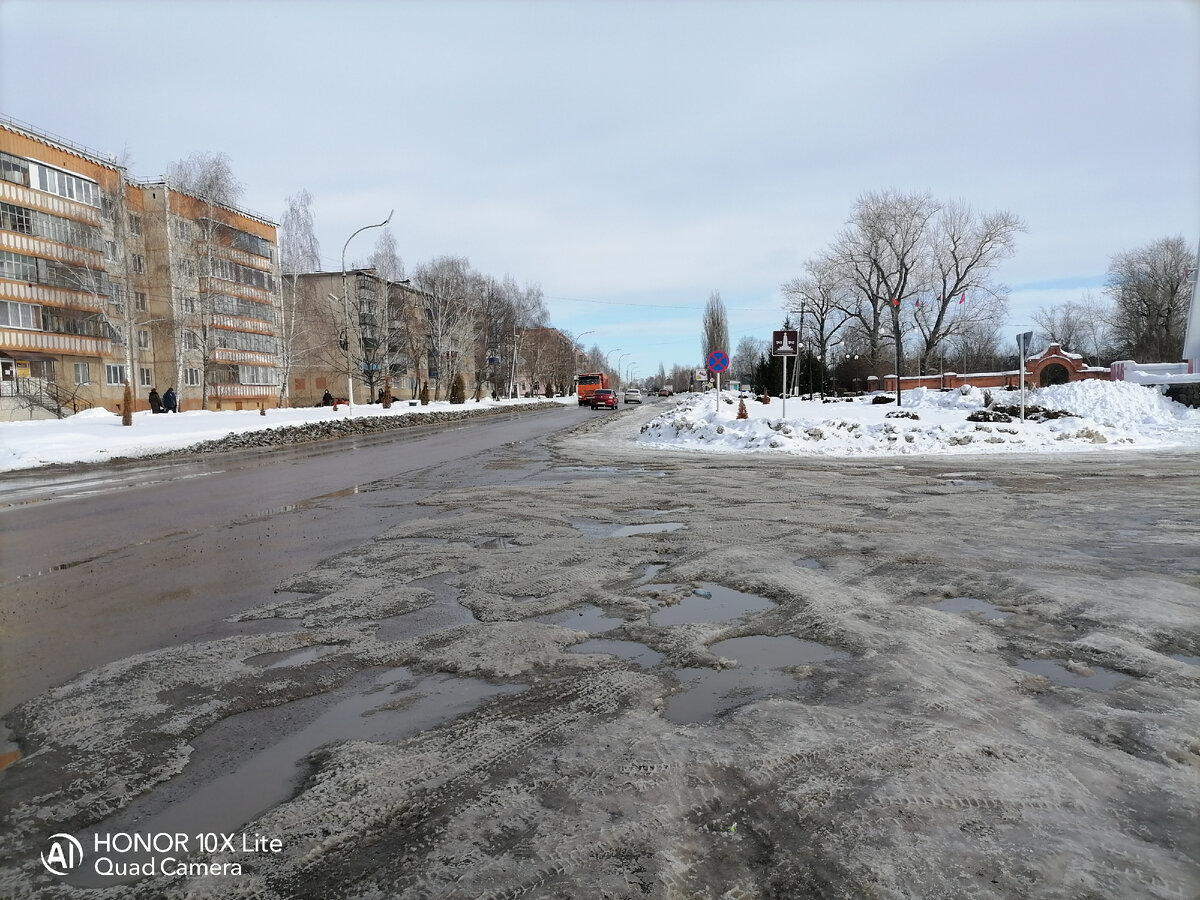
top-left (419, 381), bottom-right (431, 405)
top-left (450, 373), bottom-right (467, 404)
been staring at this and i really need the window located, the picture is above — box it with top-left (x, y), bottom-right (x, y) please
top-left (293, 378), bottom-right (305, 391)
top-left (134, 291), bottom-right (147, 311)
top-left (74, 362), bottom-right (90, 385)
top-left (29, 162), bottom-right (99, 207)
top-left (237, 365), bottom-right (277, 385)
top-left (139, 366), bottom-right (153, 387)
top-left (0, 300), bottom-right (39, 329)
top-left (184, 331), bottom-right (200, 350)
top-left (184, 367), bottom-right (201, 386)
top-left (106, 241), bottom-right (118, 260)
top-left (131, 254), bottom-right (145, 274)
top-left (0, 201), bottom-right (33, 234)
top-left (0, 151), bottom-right (30, 187)
top-left (0, 250), bottom-right (38, 283)
top-left (137, 329), bottom-right (150, 350)
top-left (128, 214), bottom-right (142, 236)
top-left (105, 364), bottom-right (127, 385)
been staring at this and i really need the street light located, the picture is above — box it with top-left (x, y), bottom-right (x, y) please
top-left (341, 210), bottom-right (393, 417)
top-left (604, 348), bottom-right (622, 371)
top-left (617, 352), bottom-right (631, 388)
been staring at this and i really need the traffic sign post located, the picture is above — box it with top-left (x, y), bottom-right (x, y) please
top-left (1016, 331), bottom-right (1034, 421)
top-left (706, 351), bottom-right (729, 415)
top-left (772, 330), bottom-right (798, 417)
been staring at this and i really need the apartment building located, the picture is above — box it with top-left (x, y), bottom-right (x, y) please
top-left (0, 117), bottom-right (282, 419)
top-left (285, 270), bottom-right (450, 406)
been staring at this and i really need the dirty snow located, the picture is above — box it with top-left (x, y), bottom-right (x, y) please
top-left (638, 381), bottom-right (1200, 456)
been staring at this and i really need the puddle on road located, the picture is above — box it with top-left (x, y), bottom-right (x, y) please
top-left (568, 638), bottom-right (663, 668)
top-left (533, 604), bottom-right (624, 634)
top-left (634, 562), bottom-right (670, 584)
top-left (475, 536), bottom-right (513, 550)
top-left (665, 635), bottom-right (849, 724)
top-left (1017, 658), bottom-right (1131, 691)
top-left (794, 558), bottom-right (823, 570)
top-left (932, 597), bottom-right (1008, 620)
top-left (1172, 653), bottom-right (1200, 667)
top-left (571, 519), bottom-right (686, 539)
top-left (374, 573), bottom-right (479, 642)
top-left (245, 644), bottom-right (341, 669)
top-left (67, 667), bottom-right (522, 888)
top-left (646, 583), bottom-right (775, 626)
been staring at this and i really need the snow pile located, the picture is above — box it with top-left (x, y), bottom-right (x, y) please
top-left (637, 381), bottom-right (1200, 456)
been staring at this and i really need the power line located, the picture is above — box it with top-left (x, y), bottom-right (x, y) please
top-left (546, 294), bottom-right (778, 313)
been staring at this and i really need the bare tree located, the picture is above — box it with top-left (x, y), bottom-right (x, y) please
top-left (702, 291), bottom-right (730, 363)
top-left (916, 201), bottom-right (1022, 374)
top-left (1106, 235), bottom-right (1194, 361)
top-left (166, 151), bottom-right (247, 409)
top-left (831, 190), bottom-right (938, 379)
top-left (413, 256), bottom-right (475, 398)
top-left (277, 189), bottom-right (322, 406)
top-left (782, 252), bottom-right (852, 393)
top-left (730, 335), bottom-right (768, 386)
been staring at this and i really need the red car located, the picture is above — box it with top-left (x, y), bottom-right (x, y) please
top-left (590, 389), bottom-right (618, 410)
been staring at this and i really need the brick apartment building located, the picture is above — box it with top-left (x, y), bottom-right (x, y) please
top-left (0, 117), bottom-right (282, 419)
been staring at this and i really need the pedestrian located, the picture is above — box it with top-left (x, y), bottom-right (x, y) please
top-left (322, 389), bottom-right (334, 407)
top-left (162, 387), bottom-right (178, 413)
top-left (148, 388), bottom-right (163, 414)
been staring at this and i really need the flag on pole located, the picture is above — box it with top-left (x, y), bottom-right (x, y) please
top-left (890, 297), bottom-right (899, 307)
top-left (959, 292), bottom-right (966, 304)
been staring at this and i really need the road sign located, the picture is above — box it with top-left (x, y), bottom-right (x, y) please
top-left (706, 351), bottom-right (729, 373)
top-left (1016, 331), bottom-right (1034, 355)
top-left (694, 368), bottom-right (706, 381)
top-left (772, 330), bottom-right (799, 356)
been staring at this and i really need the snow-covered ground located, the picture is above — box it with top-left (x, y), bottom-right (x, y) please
top-left (2, 380), bottom-right (1198, 474)
top-left (0, 395), bottom-right (568, 472)
top-left (638, 380), bottom-right (1200, 456)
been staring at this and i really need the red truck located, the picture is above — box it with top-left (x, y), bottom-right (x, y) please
top-left (576, 372), bottom-right (610, 406)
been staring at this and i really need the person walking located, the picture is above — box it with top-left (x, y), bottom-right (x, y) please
top-left (321, 389), bottom-right (334, 407)
top-left (148, 388), bottom-right (163, 414)
top-left (162, 387), bottom-right (178, 413)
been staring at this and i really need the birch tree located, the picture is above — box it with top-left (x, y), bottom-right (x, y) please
top-left (166, 152), bottom-right (246, 409)
top-left (277, 189), bottom-right (322, 406)
top-left (702, 291), bottom-right (729, 363)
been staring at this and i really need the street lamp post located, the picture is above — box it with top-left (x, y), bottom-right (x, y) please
top-left (617, 353), bottom-right (631, 389)
top-left (341, 210), bottom-right (393, 417)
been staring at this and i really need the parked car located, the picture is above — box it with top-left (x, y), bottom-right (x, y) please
top-left (590, 389), bottom-right (618, 410)
top-left (623, 388), bottom-right (642, 404)
top-left (658, 389), bottom-right (673, 397)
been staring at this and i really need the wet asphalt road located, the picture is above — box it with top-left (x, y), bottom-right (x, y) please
top-left (0, 404), bottom-right (595, 715)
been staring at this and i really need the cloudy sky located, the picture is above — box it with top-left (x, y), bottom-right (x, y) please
top-left (2, 0), bottom-right (1197, 382)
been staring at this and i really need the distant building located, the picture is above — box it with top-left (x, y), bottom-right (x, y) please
top-left (0, 117), bottom-right (281, 419)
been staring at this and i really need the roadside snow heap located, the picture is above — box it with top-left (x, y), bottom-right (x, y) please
top-left (637, 380), bottom-right (1200, 455)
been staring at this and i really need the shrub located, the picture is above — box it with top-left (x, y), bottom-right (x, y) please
top-left (871, 395), bottom-right (895, 405)
top-left (982, 389), bottom-right (993, 408)
top-left (966, 409), bottom-right (1012, 423)
top-left (449, 374), bottom-right (467, 404)
top-left (419, 381), bottom-right (431, 405)
top-left (885, 410), bottom-right (919, 420)
top-left (736, 399), bottom-right (749, 419)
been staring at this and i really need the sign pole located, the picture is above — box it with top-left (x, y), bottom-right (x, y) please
top-left (1016, 331), bottom-right (1033, 422)
top-left (782, 354), bottom-right (788, 419)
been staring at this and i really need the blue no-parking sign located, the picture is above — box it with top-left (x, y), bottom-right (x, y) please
top-left (706, 351), bottom-right (729, 373)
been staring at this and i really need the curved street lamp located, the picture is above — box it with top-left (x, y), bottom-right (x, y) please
top-left (341, 210), bottom-right (393, 417)
top-left (604, 348), bottom-right (622, 371)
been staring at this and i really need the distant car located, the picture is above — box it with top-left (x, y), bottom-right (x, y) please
top-left (658, 389), bottom-right (673, 397)
top-left (590, 389), bottom-right (618, 410)
top-left (623, 388), bottom-right (642, 404)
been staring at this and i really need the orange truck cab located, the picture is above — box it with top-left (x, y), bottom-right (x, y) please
top-left (576, 372), bottom-right (610, 406)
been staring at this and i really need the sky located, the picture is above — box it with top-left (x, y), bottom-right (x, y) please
top-left (1, 0), bottom-right (1198, 383)
top-left (2, 379), bottom-right (1198, 472)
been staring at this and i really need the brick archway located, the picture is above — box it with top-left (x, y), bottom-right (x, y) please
top-left (1039, 363), bottom-right (1070, 386)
